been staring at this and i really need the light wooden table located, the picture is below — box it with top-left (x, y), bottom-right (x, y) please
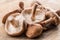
top-left (0, 0), bottom-right (60, 40)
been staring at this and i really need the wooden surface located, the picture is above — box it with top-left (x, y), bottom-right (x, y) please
top-left (0, 0), bottom-right (60, 40)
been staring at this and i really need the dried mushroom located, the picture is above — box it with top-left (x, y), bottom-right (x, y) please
top-left (21, 2), bottom-right (45, 38)
top-left (39, 10), bottom-right (60, 30)
top-left (2, 1), bottom-right (60, 38)
top-left (5, 13), bottom-right (26, 36)
top-left (26, 24), bottom-right (43, 38)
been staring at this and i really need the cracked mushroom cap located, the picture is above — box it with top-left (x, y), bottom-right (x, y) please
top-left (5, 13), bottom-right (26, 36)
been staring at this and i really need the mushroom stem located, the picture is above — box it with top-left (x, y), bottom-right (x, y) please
top-left (31, 3), bottom-right (38, 21)
top-left (40, 17), bottom-right (53, 26)
top-left (10, 19), bottom-right (19, 28)
top-left (19, 2), bottom-right (24, 10)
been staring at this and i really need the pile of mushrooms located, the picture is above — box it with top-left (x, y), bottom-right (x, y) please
top-left (2, 1), bottom-right (60, 38)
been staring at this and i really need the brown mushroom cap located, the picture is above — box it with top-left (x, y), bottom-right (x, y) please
top-left (26, 24), bottom-right (43, 38)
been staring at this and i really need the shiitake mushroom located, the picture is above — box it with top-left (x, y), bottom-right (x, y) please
top-left (39, 10), bottom-right (60, 30)
top-left (2, 1), bottom-right (60, 38)
top-left (2, 1), bottom-right (27, 36)
top-left (5, 13), bottom-right (26, 36)
top-left (22, 3), bottom-right (45, 25)
top-left (21, 2), bottom-right (45, 38)
top-left (26, 24), bottom-right (43, 38)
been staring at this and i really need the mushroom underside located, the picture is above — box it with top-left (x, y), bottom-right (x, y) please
top-left (5, 13), bottom-right (26, 36)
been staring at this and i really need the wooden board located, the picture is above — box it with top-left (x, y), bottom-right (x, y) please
top-left (0, 0), bottom-right (60, 40)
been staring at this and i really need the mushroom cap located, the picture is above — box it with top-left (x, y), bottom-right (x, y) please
top-left (22, 6), bottom-right (45, 24)
top-left (26, 24), bottom-right (43, 38)
top-left (5, 13), bottom-right (26, 36)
